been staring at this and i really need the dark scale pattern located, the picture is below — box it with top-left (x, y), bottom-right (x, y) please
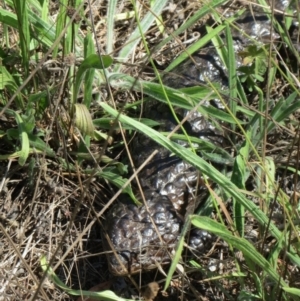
top-left (103, 0), bottom-right (298, 276)
top-left (104, 191), bottom-right (183, 275)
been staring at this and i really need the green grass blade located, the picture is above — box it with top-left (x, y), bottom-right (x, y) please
top-left (282, 287), bottom-right (300, 297)
top-left (165, 23), bottom-right (226, 72)
top-left (248, 91), bottom-right (300, 146)
top-left (83, 31), bottom-right (96, 108)
top-left (257, 0), bottom-right (297, 54)
top-left (98, 169), bottom-right (141, 206)
top-left (5, 128), bottom-right (55, 158)
top-left (109, 73), bottom-right (240, 126)
top-left (0, 7), bottom-right (56, 48)
top-left (106, 0), bottom-right (118, 54)
top-left (52, 155), bottom-right (139, 204)
top-left (165, 133), bottom-right (234, 165)
top-left (0, 65), bottom-right (24, 108)
top-left (100, 102), bottom-right (300, 265)
top-left (153, 0), bottom-right (228, 54)
top-left (27, 10), bottom-right (56, 47)
top-left (53, 0), bottom-right (67, 57)
top-left (0, 8), bottom-right (19, 28)
top-left (13, 112), bottom-right (30, 166)
top-left (164, 12), bottom-right (246, 73)
top-left (151, 0), bottom-right (164, 33)
top-left (93, 117), bottom-right (160, 130)
top-left (73, 54), bottom-right (113, 104)
top-left (40, 256), bottom-right (138, 301)
top-left (13, 0), bottom-right (31, 77)
top-left (41, 0), bottom-right (49, 21)
top-left (268, 92), bottom-right (300, 131)
top-left (27, 134), bottom-right (55, 157)
top-left (163, 219), bottom-right (189, 292)
top-left (114, 0), bottom-right (168, 72)
top-left (190, 216), bottom-right (287, 288)
top-left (225, 21), bottom-right (237, 129)
top-left (231, 134), bottom-right (250, 236)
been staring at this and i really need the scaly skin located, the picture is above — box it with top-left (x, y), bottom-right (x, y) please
top-left (103, 0), bottom-right (297, 276)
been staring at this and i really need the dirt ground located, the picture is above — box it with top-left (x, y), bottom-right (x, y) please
top-left (0, 0), bottom-right (300, 300)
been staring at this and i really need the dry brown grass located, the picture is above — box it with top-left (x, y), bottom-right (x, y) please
top-left (0, 0), bottom-right (300, 300)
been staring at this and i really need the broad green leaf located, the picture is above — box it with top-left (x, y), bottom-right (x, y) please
top-left (73, 54), bottom-right (113, 102)
top-left (13, 112), bottom-right (30, 166)
top-left (28, 134), bottom-right (56, 157)
top-left (5, 129), bottom-right (55, 158)
top-left (282, 287), bottom-right (300, 296)
top-left (0, 65), bottom-right (24, 108)
top-left (74, 104), bottom-right (95, 137)
top-left (0, 8), bottom-right (19, 28)
top-left (83, 31), bottom-right (96, 108)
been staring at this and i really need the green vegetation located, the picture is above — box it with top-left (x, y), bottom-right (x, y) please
top-left (0, 0), bottom-right (300, 300)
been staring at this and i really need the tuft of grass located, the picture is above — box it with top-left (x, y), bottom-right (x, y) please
top-left (0, 0), bottom-right (300, 300)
